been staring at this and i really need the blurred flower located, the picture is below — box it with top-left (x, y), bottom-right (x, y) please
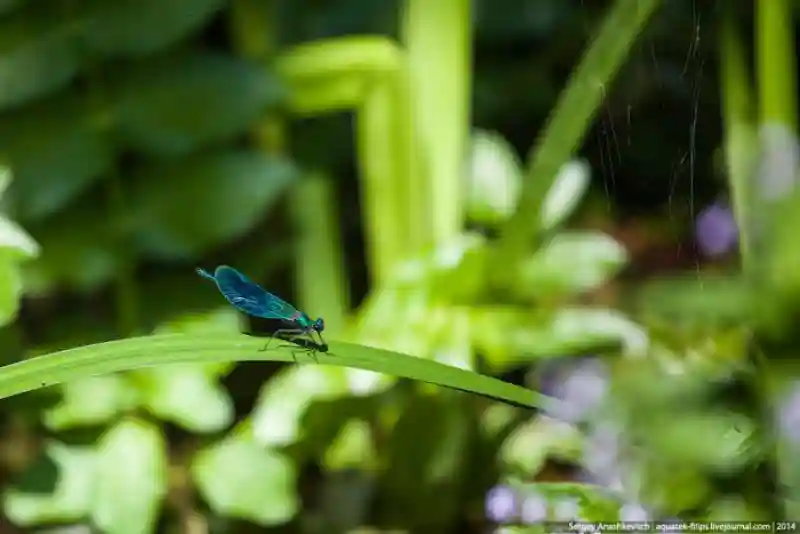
top-left (553, 498), bottom-right (581, 521)
top-left (543, 358), bottom-right (609, 423)
top-left (485, 484), bottom-right (518, 523)
top-left (619, 502), bottom-right (649, 521)
top-left (520, 491), bottom-right (548, 524)
top-left (581, 421), bottom-right (622, 485)
top-left (465, 129), bottom-right (522, 225)
top-left (695, 202), bottom-right (738, 257)
top-left (777, 381), bottom-right (800, 444)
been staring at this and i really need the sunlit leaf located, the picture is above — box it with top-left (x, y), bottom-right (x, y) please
top-left (91, 419), bottom-right (168, 534)
top-left (128, 150), bottom-right (298, 259)
top-left (110, 53), bottom-right (284, 156)
top-left (191, 430), bottom-right (298, 525)
top-left (0, 6), bottom-right (82, 111)
top-left (465, 130), bottom-right (522, 225)
top-left (517, 232), bottom-right (627, 299)
top-left (473, 307), bottom-right (646, 368)
top-left (540, 159), bottom-right (591, 231)
top-left (0, 260), bottom-right (23, 326)
top-left (4, 442), bottom-right (94, 525)
top-left (322, 419), bottom-right (375, 471)
top-left (251, 365), bottom-right (349, 447)
top-left (501, 416), bottom-right (582, 474)
top-left (134, 365), bottom-right (234, 433)
top-left (0, 96), bottom-right (114, 221)
top-left (80, 0), bottom-right (224, 58)
top-left (43, 375), bottom-right (138, 431)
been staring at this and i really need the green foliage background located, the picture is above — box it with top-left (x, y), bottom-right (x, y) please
top-left (0, 0), bottom-right (794, 533)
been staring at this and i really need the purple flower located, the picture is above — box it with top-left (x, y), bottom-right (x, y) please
top-left (695, 203), bottom-right (738, 257)
top-left (520, 492), bottom-right (548, 524)
top-left (777, 382), bottom-right (800, 444)
top-left (544, 359), bottom-right (609, 423)
top-left (485, 485), bottom-right (518, 523)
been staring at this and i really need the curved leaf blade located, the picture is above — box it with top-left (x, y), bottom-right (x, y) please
top-left (0, 334), bottom-right (548, 410)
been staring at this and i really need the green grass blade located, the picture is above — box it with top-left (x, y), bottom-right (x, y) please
top-left (0, 334), bottom-right (548, 409)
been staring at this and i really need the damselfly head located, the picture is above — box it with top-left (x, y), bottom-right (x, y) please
top-left (313, 317), bottom-right (325, 332)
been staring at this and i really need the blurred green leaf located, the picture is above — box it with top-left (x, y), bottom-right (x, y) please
top-left (91, 418), bottom-right (168, 534)
top-left (640, 411), bottom-right (757, 471)
top-left (43, 375), bottom-right (138, 431)
top-left (379, 394), bottom-right (469, 529)
top-left (637, 274), bottom-right (753, 326)
top-left (540, 160), bottom-right (591, 231)
top-left (0, 5), bottom-right (82, 111)
top-left (128, 150), bottom-right (297, 259)
top-left (25, 195), bottom-right (120, 293)
top-left (110, 52), bottom-right (284, 156)
top-left (191, 429), bottom-right (298, 525)
top-left (251, 364), bottom-right (349, 447)
top-left (0, 259), bottom-right (23, 326)
top-left (0, 0), bottom-right (24, 16)
top-left (500, 416), bottom-right (582, 474)
top-left (4, 442), bottom-right (94, 525)
top-left (11, 450), bottom-right (58, 494)
top-left (517, 232), bottom-right (627, 300)
top-left (465, 130), bottom-right (522, 225)
top-left (80, 0), bottom-right (224, 58)
top-left (0, 96), bottom-right (114, 221)
top-left (323, 419), bottom-right (376, 471)
top-left (473, 307), bottom-right (644, 368)
top-left (134, 364), bottom-right (234, 433)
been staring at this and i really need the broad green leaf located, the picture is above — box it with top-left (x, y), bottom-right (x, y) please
top-left (0, 6), bottom-right (81, 111)
top-left (24, 196), bottom-right (120, 293)
top-left (80, 0), bottom-right (223, 58)
top-left (473, 307), bottom-right (646, 368)
top-left (465, 130), bottom-right (522, 225)
top-left (0, 96), bottom-right (114, 221)
top-left (517, 232), bottom-right (627, 299)
top-left (0, 0), bottom-right (24, 16)
top-left (134, 365), bottom-right (234, 433)
top-left (128, 150), bottom-right (297, 259)
top-left (43, 375), bottom-right (138, 431)
top-left (637, 274), bottom-right (753, 326)
top-left (0, 334), bottom-right (550, 412)
top-left (91, 419), bottom-right (168, 534)
top-left (110, 53), bottom-right (284, 156)
top-left (251, 365), bottom-right (349, 447)
top-left (191, 430), bottom-right (298, 525)
top-left (640, 411), bottom-right (757, 471)
top-left (540, 160), bottom-right (591, 231)
top-left (0, 214), bottom-right (39, 259)
top-left (4, 442), bottom-right (94, 525)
